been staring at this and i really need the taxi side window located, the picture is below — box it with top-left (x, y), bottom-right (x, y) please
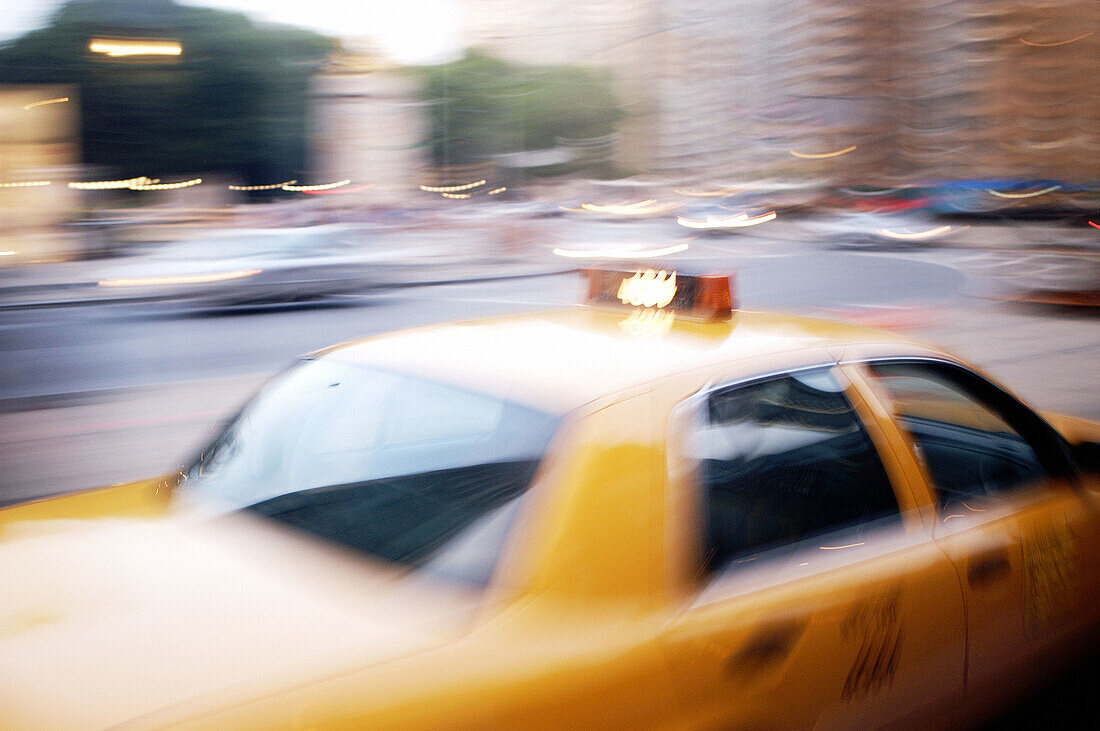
top-left (866, 361), bottom-right (1073, 510)
top-left (691, 368), bottom-right (901, 573)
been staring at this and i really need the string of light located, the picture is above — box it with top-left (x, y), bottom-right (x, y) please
top-left (282, 180), bottom-right (350, 191)
top-left (419, 180), bottom-right (486, 193)
top-left (228, 180), bottom-right (297, 191)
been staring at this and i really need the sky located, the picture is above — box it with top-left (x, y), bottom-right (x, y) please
top-left (0, 0), bottom-right (463, 64)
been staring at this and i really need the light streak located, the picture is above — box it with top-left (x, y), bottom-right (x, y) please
top-left (282, 179), bottom-right (350, 192)
top-left (674, 187), bottom-right (739, 197)
top-left (578, 200), bottom-right (678, 216)
top-left (581, 199), bottom-right (655, 212)
top-left (69, 177), bottom-right (157, 190)
top-left (418, 179), bottom-right (486, 193)
top-left (839, 187), bottom-right (902, 196)
top-left (1020, 31), bottom-right (1093, 47)
top-left (819, 541), bottom-right (865, 550)
top-left (228, 180), bottom-right (296, 191)
top-left (302, 184), bottom-right (372, 195)
top-left (678, 211), bottom-right (777, 229)
top-left (98, 269), bottom-right (261, 287)
top-left (0, 251), bottom-right (16, 256)
top-left (552, 243), bottom-right (690, 259)
top-left (876, 225), bottom-right (963, 240)
top-left (0, 181), bottom-right (51, 188)
top-left (725, 211), bottom-right (776, 226)
top-left (441, 192), bottom-right (471, 199)
top-left (301, 186), bottom-right (374, 197)
top-left (1000, 139), bottom-right (1076, 151)
top-left (790, 145), bottom-right (857, 159)
top-left (677, 214), bottom-right (748, 229)
top-left (22, 97), bottom-right (69, 110)
top-left (986, 185), bottom-right (1061, 199)
top-left (130, 177), bottom-right (202, 190)
top-left (487, 187), bottom-right (507, 195)
top-left (613, 199), bottom-right (655, 209)
top-left (1089, 221), bottom-right (1100, 230)
top-left (89, 39), bottom-right (182, 57)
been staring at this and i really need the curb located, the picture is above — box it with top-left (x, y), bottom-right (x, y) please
top-left (373, 265), bottom-right (578, 290)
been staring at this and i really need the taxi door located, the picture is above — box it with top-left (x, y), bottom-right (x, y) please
top-left (659, 366), bottom-right (966, 729)
top-left (851, 358), bottom-right (1098, 718)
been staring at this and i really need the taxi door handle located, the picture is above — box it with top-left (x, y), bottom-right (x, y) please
top-left (723, 620), bottom-right (804, 676)
top-left (967, 548), bottom-right (1011, 587)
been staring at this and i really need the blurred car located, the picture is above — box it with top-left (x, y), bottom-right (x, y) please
top-left (89, 225), bottom-right (390, 307)
top-left (829, 185), bottom-right (932, 214)
top-left (559, 195), bottom-right (679, 221)
top-left (923, 181), bottom-right (1098, 221)
top-left (805, 210), bottom-right (968, 249)
top-left (2, 268), bottom-right (1098, 729)
top-left (675, 201), bottom-right (779, 234)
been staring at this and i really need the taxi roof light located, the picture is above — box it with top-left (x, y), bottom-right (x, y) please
top-left (695, 274), bottom-right (735, 321)
top-left (583, 268), bottom-right (736, 322)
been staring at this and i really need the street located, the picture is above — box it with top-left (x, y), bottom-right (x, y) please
top-left (0, 219), bottom-right (1097, 727)
top-left (2, 2), bottom-right (1097, 725)
top-left (2, 220), bottom-right (1097, 506)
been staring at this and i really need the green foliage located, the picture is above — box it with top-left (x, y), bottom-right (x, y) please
top-left (0, 0), bottom-right (333, 187)
top-left (418, 51), bottom-right (623, 173)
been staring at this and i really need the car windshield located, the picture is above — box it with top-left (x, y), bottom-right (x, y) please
top-left (183, 359), bottom-right (560, 584)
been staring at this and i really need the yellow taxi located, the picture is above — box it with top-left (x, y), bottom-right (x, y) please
top-left (2, 268), bottom-right (1098, 729)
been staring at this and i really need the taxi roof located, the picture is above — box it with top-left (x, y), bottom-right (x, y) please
top-left (318, 306), bottom-right (922, 414)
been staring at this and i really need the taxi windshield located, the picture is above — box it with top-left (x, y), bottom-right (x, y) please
top-left (183, 360), bottom-right (559, 584)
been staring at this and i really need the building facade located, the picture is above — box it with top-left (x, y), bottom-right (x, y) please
top-left (310, 48), bottom-right (431, 203)
top-left (463, 0), bottom-right (1100, 185)
top-left (0, 84), bottom-right (79, 258)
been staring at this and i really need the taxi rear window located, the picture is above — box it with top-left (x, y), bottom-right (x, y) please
top-left (184, 360), bottom-right (559, 585)
top-left (688, 367), bottom-right (901, 572)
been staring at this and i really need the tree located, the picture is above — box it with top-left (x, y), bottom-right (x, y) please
top-left (0, 0), bottom-right (333, 187)
top-left (418, 51), bottom-right (623, 176)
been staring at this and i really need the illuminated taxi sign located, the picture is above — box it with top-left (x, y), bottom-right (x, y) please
top-left (585, 268), bottom-right (735, 322)
top-left (617, 270), bottom-right (677, 308)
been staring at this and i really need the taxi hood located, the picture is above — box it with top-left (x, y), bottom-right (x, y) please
top-left (0, 504), bottom-right (482, 730)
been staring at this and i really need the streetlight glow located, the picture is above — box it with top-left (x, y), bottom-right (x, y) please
top-left (89, 39), bottom-right (182, 57)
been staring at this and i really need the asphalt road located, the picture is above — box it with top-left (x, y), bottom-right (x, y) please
top-left (0, 249), bottom-right (968, 400)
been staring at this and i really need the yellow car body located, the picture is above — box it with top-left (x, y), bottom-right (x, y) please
top-left (2, 283), bottom-right (1098, 729)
